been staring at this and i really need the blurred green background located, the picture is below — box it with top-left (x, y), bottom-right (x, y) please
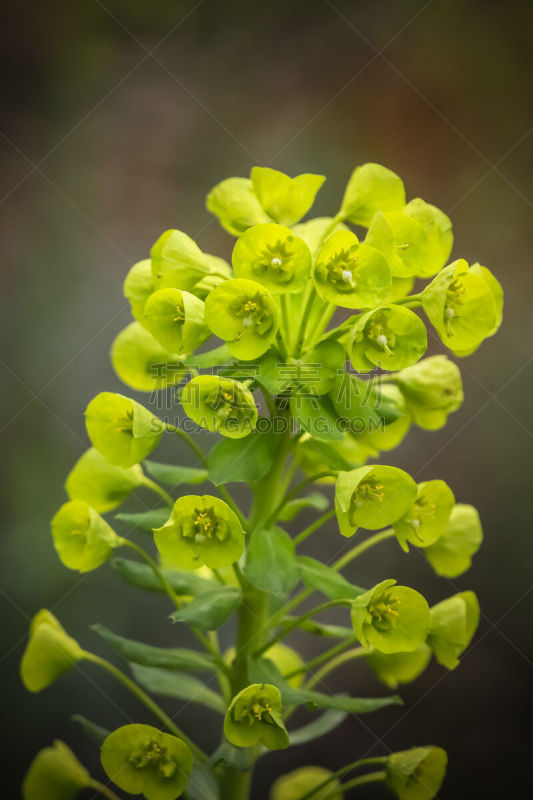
top-left (1, 0), bottom-right (532, 797)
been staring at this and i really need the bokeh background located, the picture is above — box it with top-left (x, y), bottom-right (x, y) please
top-left (1, 0), bottom-right (532, 797)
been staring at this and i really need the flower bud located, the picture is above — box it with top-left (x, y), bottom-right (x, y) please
top-left (385, 746), bottom-right (447, 800)
top-left (142, 288), bottom-right (210, 355)
top-left (393, 480), bottom-right (455, 551)
top-left (21, 610), bottom-right (85, 693)
top-left (346, 304), bottom-right (427, 372)
top-left (151, 229), bottom-right (229, 292)
top-left (421, 259), bottom-right (500, 352)
top-left (351, 579), bottom-right (430, 654)
top-left (313, 229), bottom-right (391, 309)
top-left (100, 724), bottom-right (192, 800)
top-left (85, 392), bottom-right (163, 467)
top-left (270, 766), bottom-right (342, 800)
top-left (205, 278), bottom-right (279, 359)
top-left (340, 163), bottom-right (406, 226)
top-left (224, 683), bottom-right (289, 750)
top-left (357, 384), bottom-right (411, 452)
top-left (402, 198), bottom-right (453, 277)
top-left (206, 177), bottom-right (270, 235)
top-left (124, 259), bottom-right (155, 322)
top-left (424, 504), bottom-right (483, 577)
top-left (111, 322), bottom-right (187, 392)
top-left (154, 495), bottom-right (245, 570)
top-left (232, 223), bottom-right (311, 295)
top-left (52, 500), bottom-right (123, 573)
top-left (181, 376), bottom-right (258, 438)
top-left (366, 644), bottom-right (432, 689)
top-left (427, 591), bottom-right (480, 669)
top-left (393, 355), bottom-right (463, 430)
top-left (23, 741), bottom-right (91, 800)
top-left (65, 447), bottom-right (143, 512)
top-left (335, 465), bottom-right (417, 536)
top-left (251, 167), bottom-right (325, 227)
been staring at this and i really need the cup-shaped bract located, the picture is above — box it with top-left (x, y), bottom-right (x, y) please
top-left (251, 166), bottom-right (325, 227)
top-left (385, 746), bottom-right (447, 800)
top-left (206, 177), bottom-right (271, 235)
top-left (142, 288), bottom-right (210, 355)
top-left (124, 259), bottom-right (155, 322)
top-left (366, 644), bottom-right (432, 689)
top-left (394, 355), bottom-right (463, 430)
top-left (100, 724), bottom-right (193, 800)
top-left (181, 375), bottom-right (258, 438)
top-left (424, 504), bottom-right (483, 577)
top-left (421, 259), bottom-right (500, 352)
top-left (154, 495), bottom-right (244, 570)
top-left (357, 384), bottom-right (411, 452)
top-left (292, 217), bottom-right (349, 258)
top-left (393, 480), bottom-right (455, 552)
top-left (111, 322), bottom-right (188, 392)
top-left (427, 591), bottom-right (480, 669)
top-left (21, 610), bottom-right (85, 693)
top-left (402, 198), bottom-right (453, 278)
top-left (270, 766), bottom-right (342, 800)
top-left (451, 262), bottom-right (503, 355)
top-left (224, 683), bottom-right (289, 750)
top-left (313, 230), bottom-right (391, 309)
top-left (85, 392), bottom-right (163, 467)
top-left (347, 305), bottom-right (427, 372)
top-left (351, 579), bottom-right (430, 653)
top-left (335, 465), bottom-right (417, 536)
top-left (264, 642), bottom-right (306, 689)
top-left (23, 741), bottom-right (91, 800)
top-left (151, 229), bottom-right (230, 293)
top-left (369, 210), bottom-right (432, 279)
top-left (205, 278), bottom-right (279, 359)
top-left (232, 223), bottom-right (311, 295)
top-left (51, 500), bottom-right (122, 573)
top-left (340, 163), bottom-right (406, 226)
top-left (65, 447), bottom-right (144, 512)
top-left (385, 275), bottom-right (415, 304)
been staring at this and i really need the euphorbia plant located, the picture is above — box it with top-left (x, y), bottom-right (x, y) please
top-left (22, 163), bottom-right (502, 800)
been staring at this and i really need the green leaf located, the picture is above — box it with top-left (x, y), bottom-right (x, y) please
top-left (210, 742), bottom-right (253, 772)
top-left (111, 557), bottom-right (218, 596)
top-left (278, 491), bottom-right (329, 522)
top-left (170, 587), bottom-right (241, 630)
top-left (91, 624), bottom-right (216, 671)
top-left (288, 708), bottom-right (347, 746)
top-left (130, 664), bottom-right (225, 713)
top-left (184, 344), bottom-right (234, 369)
top-left (72, 714), bottom-right (110, 744)
top-left (144, 461), bottom-right (208, 487)
top-left (186, 766), bottom-right (220, 800)
top-left (115, 508), bottom-right (170, 533)
top-left (244, 527), bottom-right (300, 596)
top-left (207, 428), bottom-right (277, 485)
top-left (293, 618), bottom-right (354, 639)
top-left (297, 556), bottom-right (365, 601)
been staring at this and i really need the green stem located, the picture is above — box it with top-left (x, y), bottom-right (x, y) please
top-left (334, 772), bottom-right (386, 795)
top-left (268, 471), bottom-right (337, 525)
top-left (255, 599), bottom-right (352, 657)
top-left (165, 423), bottom-right (207, 466)
top-left (294, 285), bottom-right (318, 357)
top-left (304, 646), bottom-right (366, 690)
top-left (283, 634), bottom-right (357, 680)
top-left (394, 292), bottom-right (422, 306)
top-left (299, 759), bottom-right (387, 800)
top-left (280, 294), bottom-right (294, 353)
top-left (303, 301), bottom-right (336, 351)
top-left (85, 653), bottom-right (207, 762)
top-left (294, 508), bottom-right (335, 546)
top-left (141, 477), bottom-right (174, 507)
top-left (333, 528), bottom-right (396, 571)
top-left (89, 780), bottom-right (122, 800)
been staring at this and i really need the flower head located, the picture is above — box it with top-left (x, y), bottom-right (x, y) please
top-left (154, 495), bottom-right (244, 570)
top-left (100, 724), bottom-right (192, 800)
top-left (151, 229), bottom-right (230, 292)
top-left (385, 746), bottom-right (448, 800)
top-left (142, 288), bottom-right (209, 355)
top-left (65, 447), bottom-right (143, 513)
top-left (111, 322), bottom-right (187, 392)
top-left (340, 163), bottom-right (405, 226)
top-left (52, 499), bottom-right (122, 572)
top-left (21, 610), bottom-right (85, 693)
top-left (181, 376), bottom-right (258, 438)
top-left (394, 355), bottom-right (463, 430)
top-left (207, 177), bottom-right (270, 235)
top-left (85, 392), bottom-right (163, 467)
top-left (393, 480), bottom-right (455, 551)
top-left (427, 591), bottom-right (480, 669)
top-left (23, 741), bottom-right (91, 800)
top-left (251, 166), bottom-right (325, 227)
top-left (347, 305), bottom-right (427, 372)
top-left (335, 465), bottom-right (417, 536)
top-left (224, 683), bottom-right (289, 750)
top-left (351, 579), bottom-right (430, 653)
top-left (424, 504), bottom-right (483, 577)
top-left (232, 223), bottom-right (311, 295)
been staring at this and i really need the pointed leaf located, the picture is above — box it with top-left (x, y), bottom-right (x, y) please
top-left (72, 714), bottom-right (110, 744)
top-left (207, 428), bottom-right (277, 485)
top-left (115, 508), bottom-right (169, 533)
top-left (144, 461), bottom-right (208, 487)
top-left (289, 708), bottom-right (347, 745)
top-left (130, 664), bottom-right (225, 713)
top-left (186, 765), bottom-right (220, 800)
top-left (278, 492), bottom-right (329, 522)
top-left (170, 587), bottom-right (241, 630)
top-left (91, 624), bottom-right (215, 671)
top-left (210, 742), bottom-right (253, 772)
top-left (111, 557), bottom-right (218, 595)
top-left (297, 556), bottom-right (365, 601)
top-left (244, 527), bottom-right (300, 596)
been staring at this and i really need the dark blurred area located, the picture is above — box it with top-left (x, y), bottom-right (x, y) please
top-left (1, 0), bottom-right (532, 797)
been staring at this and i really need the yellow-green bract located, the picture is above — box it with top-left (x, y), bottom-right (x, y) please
top-left (181, 375), bottom-right (258, 438)
top-left (22, 741), bottom-right (91, 800)
top-left (385, 747), bottom-right (447, 800)
top-left (366, 644), bottom-right (432, 689)
top-left (224, 683), bottom-right (289, 749)
top-left (250, 166), bottom-right (325, 227)
top-left (393, 355), bottom-right (463, 430)
top-left (100, 724), bottom-right (193, 800)
top-left (351, 579), bottom-right (430, 653)
top-left (427, 591), bottom-right (480, 669)
top-left (85, 392), bottom-right (163, 467)
top-left (111, 322), bottom-right (188, 392)
top-left (346, 304), bottom-right (427, 372)
top-left (20, 610), bottom-right (85, 692)
top-left (232, 223), bottom-right (311, 294)
top-left (51, 499), bottom-right (122, 572)
top-left (270, 766), bottom-right (343, 800)
top-left (393, 480), bottom-right (455, 551)
top-left (124, 258), bottom-right (155, 322)
top-left (151, 228), bottom-right (231, 292)
top-left (206, 177), bottom-right (270, 235)
top-left (65, 447), bottom-right (143, 512)
top-left (340, 163), bottom-right (406, 226)
top-left (142, 287), bottom-right (210, 355)
top-left (424, 503), bottom-right (483, 577)
top-left (154, 495), bottom-right (245, 570)
top-left (335, 465), bottom-right (417, 536)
